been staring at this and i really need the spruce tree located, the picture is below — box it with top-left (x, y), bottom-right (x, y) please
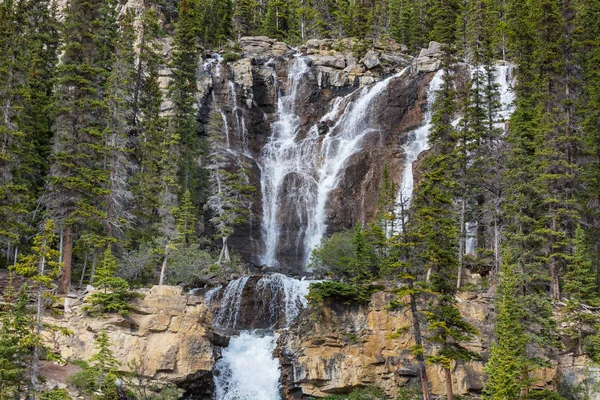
top-left (46, 0), bottom-right (115, 294)
top-left (104, 9), bottom-right (137, 245)
top-left (169, 0), bottom-right (204, 209)
top-left (0, 282), bottom-right (35, 398)
top-left (562, 226), bottom-right (599, 355)
top-left (12, 219), bottom-right (62, 395)
top-left (483, 249), bottom-right (529, 399)
top-left (83, 248), bottom-right (139, 316)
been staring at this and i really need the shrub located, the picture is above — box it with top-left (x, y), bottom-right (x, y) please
top-left (83, 248), bottom-right (142, 316)
top-left (222, 52), bottom-right (241, 63)
top-left (307, 281), bottom-right (384, 304)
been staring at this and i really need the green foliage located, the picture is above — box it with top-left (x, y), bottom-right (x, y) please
top-left (83, 248), bottom-right (142, 316)
top-left (40, 388), bottom-right (72, 400)
top-left (309, 226), bottom-right (381, 281)
top-left (0, 282), bottom-right (35, 398)
top-left (322, 386), bottom-right (387, 400)
top-left (523, 390), bottom-right (567, 400)
top-left (222, 52), bottom-right (242, 63)
top-left (483, 251), bottom-right (529, 399)
top-left (70, 329), bottom-right (121, 399)
top-left (307, 281), bottom-right (384, 304)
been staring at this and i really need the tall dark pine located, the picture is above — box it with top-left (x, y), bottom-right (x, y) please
top-left (47, 0), bottom-right (114, 294)
top-left (169, 0), bottom-right (204, 210)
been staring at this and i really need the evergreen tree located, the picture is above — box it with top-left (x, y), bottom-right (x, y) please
top-left (84, 248), bottom-right (139, 316)
top-left (410, 53), bottom-right (478, 400)
top-left (562, 226), bottom-right (599, 355)
top-left (483, 249), bottom-right (529, 399)
top-left (169, 0), bottom-right (204, 209)
top-left (0, 282), bottom-right (35, 398)
top-left (104, 9), bottom-right (137, 245)
top-left (46, 0), bottom-right (115, 294)
top-left (130, 6), bottom-right (165, 245)
top-left (89, 329), bottom-right (121, 399)
top-left (12, 219), bottom-right (62, 395)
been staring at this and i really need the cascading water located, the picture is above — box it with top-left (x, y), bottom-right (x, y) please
top-left (396, 63), bottom-right (516, 224)
top-left (212, 274), bottom-right (310, 400)
top-left (212, 274), bottom-right (313, 400)
top-left (214, 332), bottom-right (281, 400)
top-left (259, 57), bottom-right (312, 268)
top-left (396, 69), bottom-right (444, 213)
top-left (259, 57), bottom-right (409, 267)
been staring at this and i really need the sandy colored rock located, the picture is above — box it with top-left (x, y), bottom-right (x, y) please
top-left (44, 285), bottom-right (217, 390)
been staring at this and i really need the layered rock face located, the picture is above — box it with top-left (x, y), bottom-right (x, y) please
top-left (202, 38), bottom-right (447, 272)
top-left (44, 285), bottom-right (600, 399)
top-left (278, 291), bottom-right (600, 399)
top-left (44, 286), bottom-right (221, 398)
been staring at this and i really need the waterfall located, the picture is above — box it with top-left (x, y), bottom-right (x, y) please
top-left (259, 58), bottom-right (409, 268)
top-left (259, 57), bottom-right (311, 268)
top-left (396, 69), bottom-right (445, 213)
top-left (213, 276), bottom-right (249, 330)
top-left (214, 332), bottom-right (281, 400)
top-left (212, 274), bottom-right (313, 400)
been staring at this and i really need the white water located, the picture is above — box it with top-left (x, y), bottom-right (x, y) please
top-left (214, 332), bottom-right (281, 400)
top-left (396, 63), bottom-right (515, 231)
top-left (396, 69), bottom-right (445, 214)
top-left (259, 57), bottom-right (409, 267)
top-left (213, 274), bottom-right (312, 400)
top-left (213, 276), bottom-right (249, 330)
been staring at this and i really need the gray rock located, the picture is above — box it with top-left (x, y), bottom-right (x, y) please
top-left (360, 50), bottom-right (381, 70)
top-left (239, 36), bottom-right (277, 56)
top-left (418, 41), bottom-right (443, 58)
top-left (416, 57), bottom-right (441, 73)
top-left (308, 55), bottom-right (346, 69)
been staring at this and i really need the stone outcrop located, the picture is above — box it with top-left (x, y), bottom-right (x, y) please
top-left (278, 290), bottom-right (600, 399)
top-left (201, 37), bottom-right (441, 270)
top-left (38, 281), bottom-right (600, 399)
top-left (43, 286), bottom-right (220, 398)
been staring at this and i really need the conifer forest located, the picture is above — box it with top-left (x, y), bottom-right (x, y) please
top-left (1, 0), bottom-right (600, 399)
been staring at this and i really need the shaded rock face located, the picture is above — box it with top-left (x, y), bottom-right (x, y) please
top-left (201, 39), bottom-right (443, 273)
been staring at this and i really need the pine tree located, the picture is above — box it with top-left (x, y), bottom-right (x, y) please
top-left (130, 6), bottom-right (165, 245)
top-left (12, 219), bottom-right (62, 395)
top-left (410, 53), bottom-right (478, 400)
top-left (46, 0), bottom-right (115, 294)
top-left (89, 329), bottom-right (121, 399)
top-left (169, 0), bottom-right (204, 209)
top-left (563, 226), bottom-right (599, 355)
top-left (104, 9), bottom-right (137, 245)
top-left (0, 282), bottom-right (35, 398)
top-left (483, 249), bottom-right (529, 399)
top-left (577, 0), bottom-right (600, 288)
top-left (0, 0), bottom-right (59, 266)
top-left (233, 0), bottom-right (260, 37)
top-left (83, 248), bottom-right (139, 316)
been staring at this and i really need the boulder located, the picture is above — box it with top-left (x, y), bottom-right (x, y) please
top-left (239, 36), bottom-right (276, 56)
top-left (418, 41), bottom-right (443, 58)
top-left (360, 50), bottom-right (381, 70)
top-left (416, 57), bottom-right (441, 73)
top-left (308, 55), bottom-right (346, 69)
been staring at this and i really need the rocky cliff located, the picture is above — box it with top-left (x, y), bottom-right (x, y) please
top-left (42, 283), bottom-right (600, 399)
top-left (199, 38), bottom-right (454, 272)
